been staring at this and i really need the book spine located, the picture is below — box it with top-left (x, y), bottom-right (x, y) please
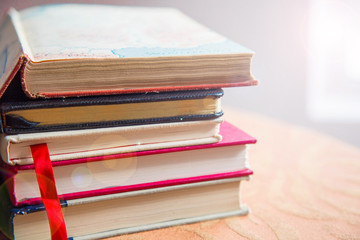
top-left (0, 114), bottom-right (4, 133)
top-left (0, 171), bottom-right (15, 240)
top-left (0, 161), bottom-right (18, 206)
top-left (0, 136), bottom-right (12, 166)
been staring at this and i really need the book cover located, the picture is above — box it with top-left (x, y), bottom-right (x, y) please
top-left (0, 119), bottom-right (223, 166)
top-left (0, 88), bottom-right (223, 134)
top-left (1, 177), bottom-right (250, 240)
top-left (0, 4), bottom-right (257, 99)
top-left (2, 121), bottom-right (256, 206)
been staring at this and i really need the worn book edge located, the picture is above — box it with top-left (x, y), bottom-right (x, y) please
top-left (72, 208), bottom-right (249, 240)
top-left (0, 5), bottom-right (257, 99)
top-left (1, 119), bottom-right (223, 165)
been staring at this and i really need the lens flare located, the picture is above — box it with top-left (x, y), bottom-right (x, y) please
top-left (71, 167), bottom-right (93, 188)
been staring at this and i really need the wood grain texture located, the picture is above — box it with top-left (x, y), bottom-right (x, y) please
top-left (104, 107), bottom-right (360, 240)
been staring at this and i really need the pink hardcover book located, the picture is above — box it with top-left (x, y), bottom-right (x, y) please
top-left (1, 121), bottom-right (256, 206)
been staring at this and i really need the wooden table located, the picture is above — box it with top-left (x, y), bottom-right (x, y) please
top-left (106, 107), bottom-right (360, 239)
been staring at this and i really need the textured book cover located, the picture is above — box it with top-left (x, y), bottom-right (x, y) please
top-left (0, 119), bottom-right (223, 166)
top-left (0, 89), bottom-right (223, 134)
top-left (0, 4), bottom-right (257, 99)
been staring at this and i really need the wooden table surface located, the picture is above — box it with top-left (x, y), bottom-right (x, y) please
top-left (106, 107), bottom-right (360, 240)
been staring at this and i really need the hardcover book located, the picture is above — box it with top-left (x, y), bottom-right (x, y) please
top-left (0, 4), bottom-right (257, 99)
top-left (0, 88), bottom-right (223, 134)
top-left (1, 121), bottom-right (256, 206)
top-left (1, 177), bottom-right (250, 240)
top-left (0, 119), bottom-right (223, 166)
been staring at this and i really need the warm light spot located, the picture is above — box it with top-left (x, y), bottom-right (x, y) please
top-left (87, 156), bottom-right (138, 185)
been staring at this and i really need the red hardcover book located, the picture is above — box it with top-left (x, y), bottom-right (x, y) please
top-left (1, 121), bottom-right (256, 207)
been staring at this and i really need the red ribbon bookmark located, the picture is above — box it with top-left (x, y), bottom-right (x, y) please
top-left (31, 143), bottom-right (68, 240)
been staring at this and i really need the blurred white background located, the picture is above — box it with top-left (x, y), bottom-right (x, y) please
top-left (1, 0), bottom-right (359, 147)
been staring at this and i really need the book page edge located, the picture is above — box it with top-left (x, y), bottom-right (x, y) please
top-left (72, 208), bottom-right (250, 240)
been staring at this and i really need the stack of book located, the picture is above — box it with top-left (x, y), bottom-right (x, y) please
top-left (0, 4), bottom-right (257, 240)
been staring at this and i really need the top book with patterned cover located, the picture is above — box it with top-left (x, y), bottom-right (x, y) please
top-left (0, 4), bottom-right (257, 99)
